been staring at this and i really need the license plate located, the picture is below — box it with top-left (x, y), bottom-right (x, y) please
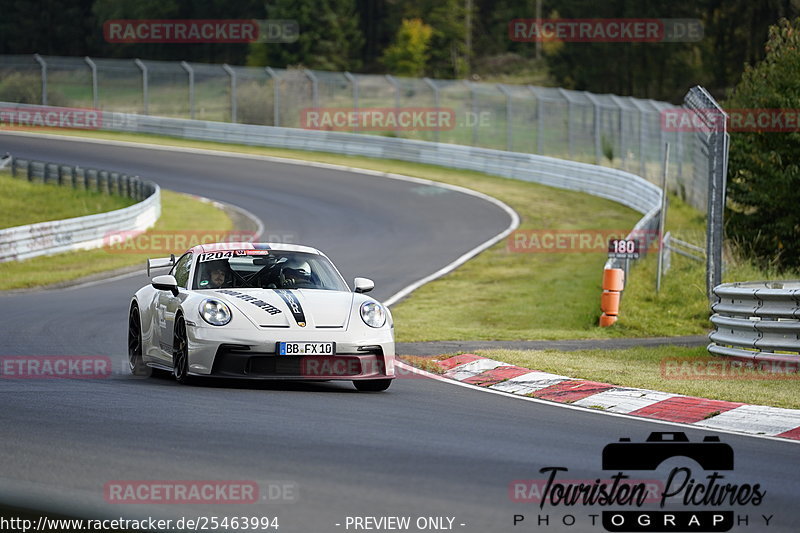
top-left (278, 342), bottom-right (335, 356)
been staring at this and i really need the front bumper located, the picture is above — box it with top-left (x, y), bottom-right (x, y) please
top-left (185, 325), bottom-right (395, 380)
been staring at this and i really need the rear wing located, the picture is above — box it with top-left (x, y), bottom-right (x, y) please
top-left (146, 254), bottom-right (176, 277)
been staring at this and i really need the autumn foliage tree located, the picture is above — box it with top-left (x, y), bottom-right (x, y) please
top-left (381, 18), bottom-right (433, 76)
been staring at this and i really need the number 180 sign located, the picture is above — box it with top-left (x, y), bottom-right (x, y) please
top-left (608, 238), bottom-right (640, 259)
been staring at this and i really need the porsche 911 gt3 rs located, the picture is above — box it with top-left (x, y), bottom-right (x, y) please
top-left (128, 242), bottom-right (395, 391)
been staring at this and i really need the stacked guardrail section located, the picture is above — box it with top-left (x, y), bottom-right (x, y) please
top-left (0, 158), bottom-right (160, 261)
top-left (709, 281), bottom-right (800, 369)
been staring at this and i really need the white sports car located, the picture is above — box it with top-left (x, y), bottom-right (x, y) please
top-left (128, 242), bottom-right (396, 391)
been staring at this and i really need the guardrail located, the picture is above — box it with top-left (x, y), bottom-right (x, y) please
top-left (0, 157), bottom-right (160, 262)
top-left (661, 231), bottom-right (705, 274)
top-left (0, 102), bottom-right (663, 214)
top-left (709, 281), bottom-right (800, 370)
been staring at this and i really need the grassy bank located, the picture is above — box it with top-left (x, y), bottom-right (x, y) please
top-left (0, 169), bottom-right (135, 229)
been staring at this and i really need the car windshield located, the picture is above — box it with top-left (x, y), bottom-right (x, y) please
top-left (192, 250), bottom-right (348, 291)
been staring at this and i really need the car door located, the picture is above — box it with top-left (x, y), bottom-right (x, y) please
top-left (154, 252), bottom-right (193, 362)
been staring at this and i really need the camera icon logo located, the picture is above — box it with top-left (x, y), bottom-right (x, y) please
top-left (602, 432), bottom-right (734, 471)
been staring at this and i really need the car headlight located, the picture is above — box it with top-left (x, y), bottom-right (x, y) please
top-left (199, 299), bottom-right (232, 326)
top-left (360, 301), bottom-right (386, 328)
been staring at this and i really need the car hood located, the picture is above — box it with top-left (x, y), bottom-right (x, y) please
top-left (211, 288), bottom-right (355, 329)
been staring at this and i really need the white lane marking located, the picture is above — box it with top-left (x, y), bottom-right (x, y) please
top-left (694, 404), bottom-right (800, 436)
top-left (572, 388), bottom-right (678, 413)
top-left (0, 131), bottom-right (520, 305)
top-left (444, 359), bottom-right (506, 381)
top-left (394, 361), bottom-right (800, 444)
top-left (489, 371), bottom-right (571, 395)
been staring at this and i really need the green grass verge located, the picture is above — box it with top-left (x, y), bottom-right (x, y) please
top-left (0, 169), bottom-right (135, 229)
top-left (450, 347), bottom-right (800, 410)
top-left (0, 190), bottom-right (232, 290)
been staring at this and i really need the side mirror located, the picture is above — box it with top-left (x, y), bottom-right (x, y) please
top-left (152, 275), bottom-right (179, 297)
top-left (354, 277), bottom-right (375, 294)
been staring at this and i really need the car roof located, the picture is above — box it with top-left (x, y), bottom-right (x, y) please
top-left (188, 242), bottom-right (323, 255)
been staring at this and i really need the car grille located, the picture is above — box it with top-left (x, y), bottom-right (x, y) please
top-left (212, 345), bottom-right (363, 377)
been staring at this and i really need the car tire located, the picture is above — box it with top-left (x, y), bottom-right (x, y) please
top-left (172, 315), bottom-right (193, 385)
top-left (128, 304), bottom-right (151, 377)
top-left (353, 379), bottom-right (392, 392)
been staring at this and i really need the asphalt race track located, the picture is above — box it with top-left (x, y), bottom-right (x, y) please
top-left (0, 133), bottom-right (798, 532)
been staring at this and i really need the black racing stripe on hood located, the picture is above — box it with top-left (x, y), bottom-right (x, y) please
top-left (274, 289), bottom-right (306, 327)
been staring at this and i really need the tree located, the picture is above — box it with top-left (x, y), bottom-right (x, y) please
top-left (91, 0), bottom-right (263, 63)
top-left (544, 0), bottom-right (705, 101)
top-left (0, 0), bottom-right (96, 56)
top-left (702, 0), bottom-right (798, 95)
top-left (725, 18), bottom-right (800, 270)
top-left (246, 0), bottom-right (364, 71)
top-left (387, 0), bottom-right (468, 78)
top-left (381, 19), bottom-right (433, 76)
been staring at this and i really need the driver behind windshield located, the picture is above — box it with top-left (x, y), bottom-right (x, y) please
top-left (199, 260), bottom-right (230, 289)
top-left (279, 259), bottom-right (315, 289)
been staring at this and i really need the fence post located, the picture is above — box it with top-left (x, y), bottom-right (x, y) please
top-left (423, 77), bottom-right (440, 143)
top-left (528, 86), bottom-right (545, 155)
top-left (265, 67), bottom-right (280, 127)
top-left (463, 81), bottom-right (477, 146)
top-left (497, 84), bottom-right (513, 152)
top-left (676, 129), bottom-right (684, 184)
top-left (84, 56), bottom-right (98, 109)
top-left (609, 95), bottom-right (627, 170)
top-left (222, 64), bottom-right (237, 123)
top-left (557, 88), bottom-right (574, 159)
top-left (180, 61), bottom-right (195, 119)
top-left (33, 54), bottom-right (47, 106)
top-left (584, 92), bottom-right (603, 165)
top-left (650, 100), bottom-right (666, 176)
top-left (385, 74), bottom-right (401, 136)
top-left (344, 72), bottom-right (358, 132)
top-left (304, 69), bottom-right (319, 110)
top-left (656, 143), bottom-right (670, 293)
top-left (134, 59), bottom-right (149, 115)
top-left (633, 98), bottom-right (648, 178)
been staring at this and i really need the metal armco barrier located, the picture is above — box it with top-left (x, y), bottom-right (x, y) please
top-left (0, 102), bottom-right (663, 215)
top-left (0, 157), bottom-right (160, 262)
top-left (709, 281), bottom-right (800, 370)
